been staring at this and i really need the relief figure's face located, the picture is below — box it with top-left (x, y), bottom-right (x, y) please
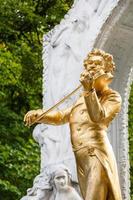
top-left (54, 171), bottom-right (69, 190)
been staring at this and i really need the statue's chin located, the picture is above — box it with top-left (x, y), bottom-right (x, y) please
top-left (57, 184), bottom-right (67, 190)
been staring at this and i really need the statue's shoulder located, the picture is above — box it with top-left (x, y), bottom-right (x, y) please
top-left (105, 88), bottom-right (122, 103)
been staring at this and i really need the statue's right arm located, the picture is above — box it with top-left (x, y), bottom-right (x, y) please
top-left (84, 89), bottom-right (122, 123)
top-left (24, 106), bottom-right (73, 126)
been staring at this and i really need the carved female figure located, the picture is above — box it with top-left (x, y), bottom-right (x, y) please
top-left (51, 168), bottom-right (82, 200)
top-left (24, 49), bottom-right (122, 200)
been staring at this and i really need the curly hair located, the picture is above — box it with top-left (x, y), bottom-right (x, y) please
top-left (83, 49), bottom-right (115, 74)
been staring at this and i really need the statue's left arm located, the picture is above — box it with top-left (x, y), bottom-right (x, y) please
top-left (24, 106), bottom-right (73, 126)
top-left (37, 106), bottom-right (72, 125)
top-left (83, 89), bottom-right (122, 123)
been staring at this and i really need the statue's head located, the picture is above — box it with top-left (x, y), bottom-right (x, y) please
top-left (83, 49), bottom-right (115, 90)
top-left (52, 169), bottom-right (70, 191)
top-left (84, 48), bottom-right (115, 79)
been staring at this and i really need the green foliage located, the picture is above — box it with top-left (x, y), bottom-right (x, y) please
top-left (128, 83), bottom-right (133, 198)
top-left (0, 0), bottom-right (73, 199)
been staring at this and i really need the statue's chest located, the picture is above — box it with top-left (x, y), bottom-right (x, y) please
top-left (69, 97), bottom-right (91, 123)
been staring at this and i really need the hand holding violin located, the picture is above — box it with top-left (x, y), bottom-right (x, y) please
top-left (80, 70), bottom-right (94, 91)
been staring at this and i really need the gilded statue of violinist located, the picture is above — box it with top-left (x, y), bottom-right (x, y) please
top-left (24, 49), bottom-right (122, 200)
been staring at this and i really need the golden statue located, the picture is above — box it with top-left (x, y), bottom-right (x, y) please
top-left (24, 49), bottom-right (122, 200)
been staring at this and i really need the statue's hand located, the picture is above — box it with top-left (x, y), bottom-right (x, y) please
top-left (24, 109), bottom-right (44, 127)
top-left (80, 70), bottom-right (94, 91)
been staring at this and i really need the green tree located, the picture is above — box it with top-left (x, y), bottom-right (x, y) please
top-left (0, 0), bottom-right (73, 199)
top-left (128, 83), bottom-right (133, 199)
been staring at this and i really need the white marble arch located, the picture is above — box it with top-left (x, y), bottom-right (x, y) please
top-left (21, 0), bottom-right (132, 199)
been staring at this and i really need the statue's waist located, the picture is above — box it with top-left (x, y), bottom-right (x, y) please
top-left (70, 126), bottom-right (107, 136)
top-left (72, 136), bottom-right (108, 154)
top-left (73, 144), bottom-right (95, 155)
top-left (71, 130), bottom-right (107, 143)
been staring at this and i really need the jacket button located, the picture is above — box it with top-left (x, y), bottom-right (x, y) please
top-left (77, 127), bottom-right (81, 131)
top-left (80, 110), bottom-right (84, 114)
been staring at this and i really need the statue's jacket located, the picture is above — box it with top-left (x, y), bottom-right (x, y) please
top-left (41, 88), bottom-right (122, 200)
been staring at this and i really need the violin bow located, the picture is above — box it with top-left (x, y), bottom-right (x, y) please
top-left (29, 84), bottom-right (82, 126)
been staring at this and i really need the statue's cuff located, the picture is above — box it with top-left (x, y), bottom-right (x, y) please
top-left (83, 88), bottom-right (95, 97)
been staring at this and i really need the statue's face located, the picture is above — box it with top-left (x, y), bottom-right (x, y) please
top-left (83, 55), bottom-right (113, 91)
top-left (54, 171), bottom-right (69, 190)
top-left (85, 55), bottom-right (104, 70)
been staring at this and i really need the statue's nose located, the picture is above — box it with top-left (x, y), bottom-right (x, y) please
top-left (60, 179), bottom-right (65, 185)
